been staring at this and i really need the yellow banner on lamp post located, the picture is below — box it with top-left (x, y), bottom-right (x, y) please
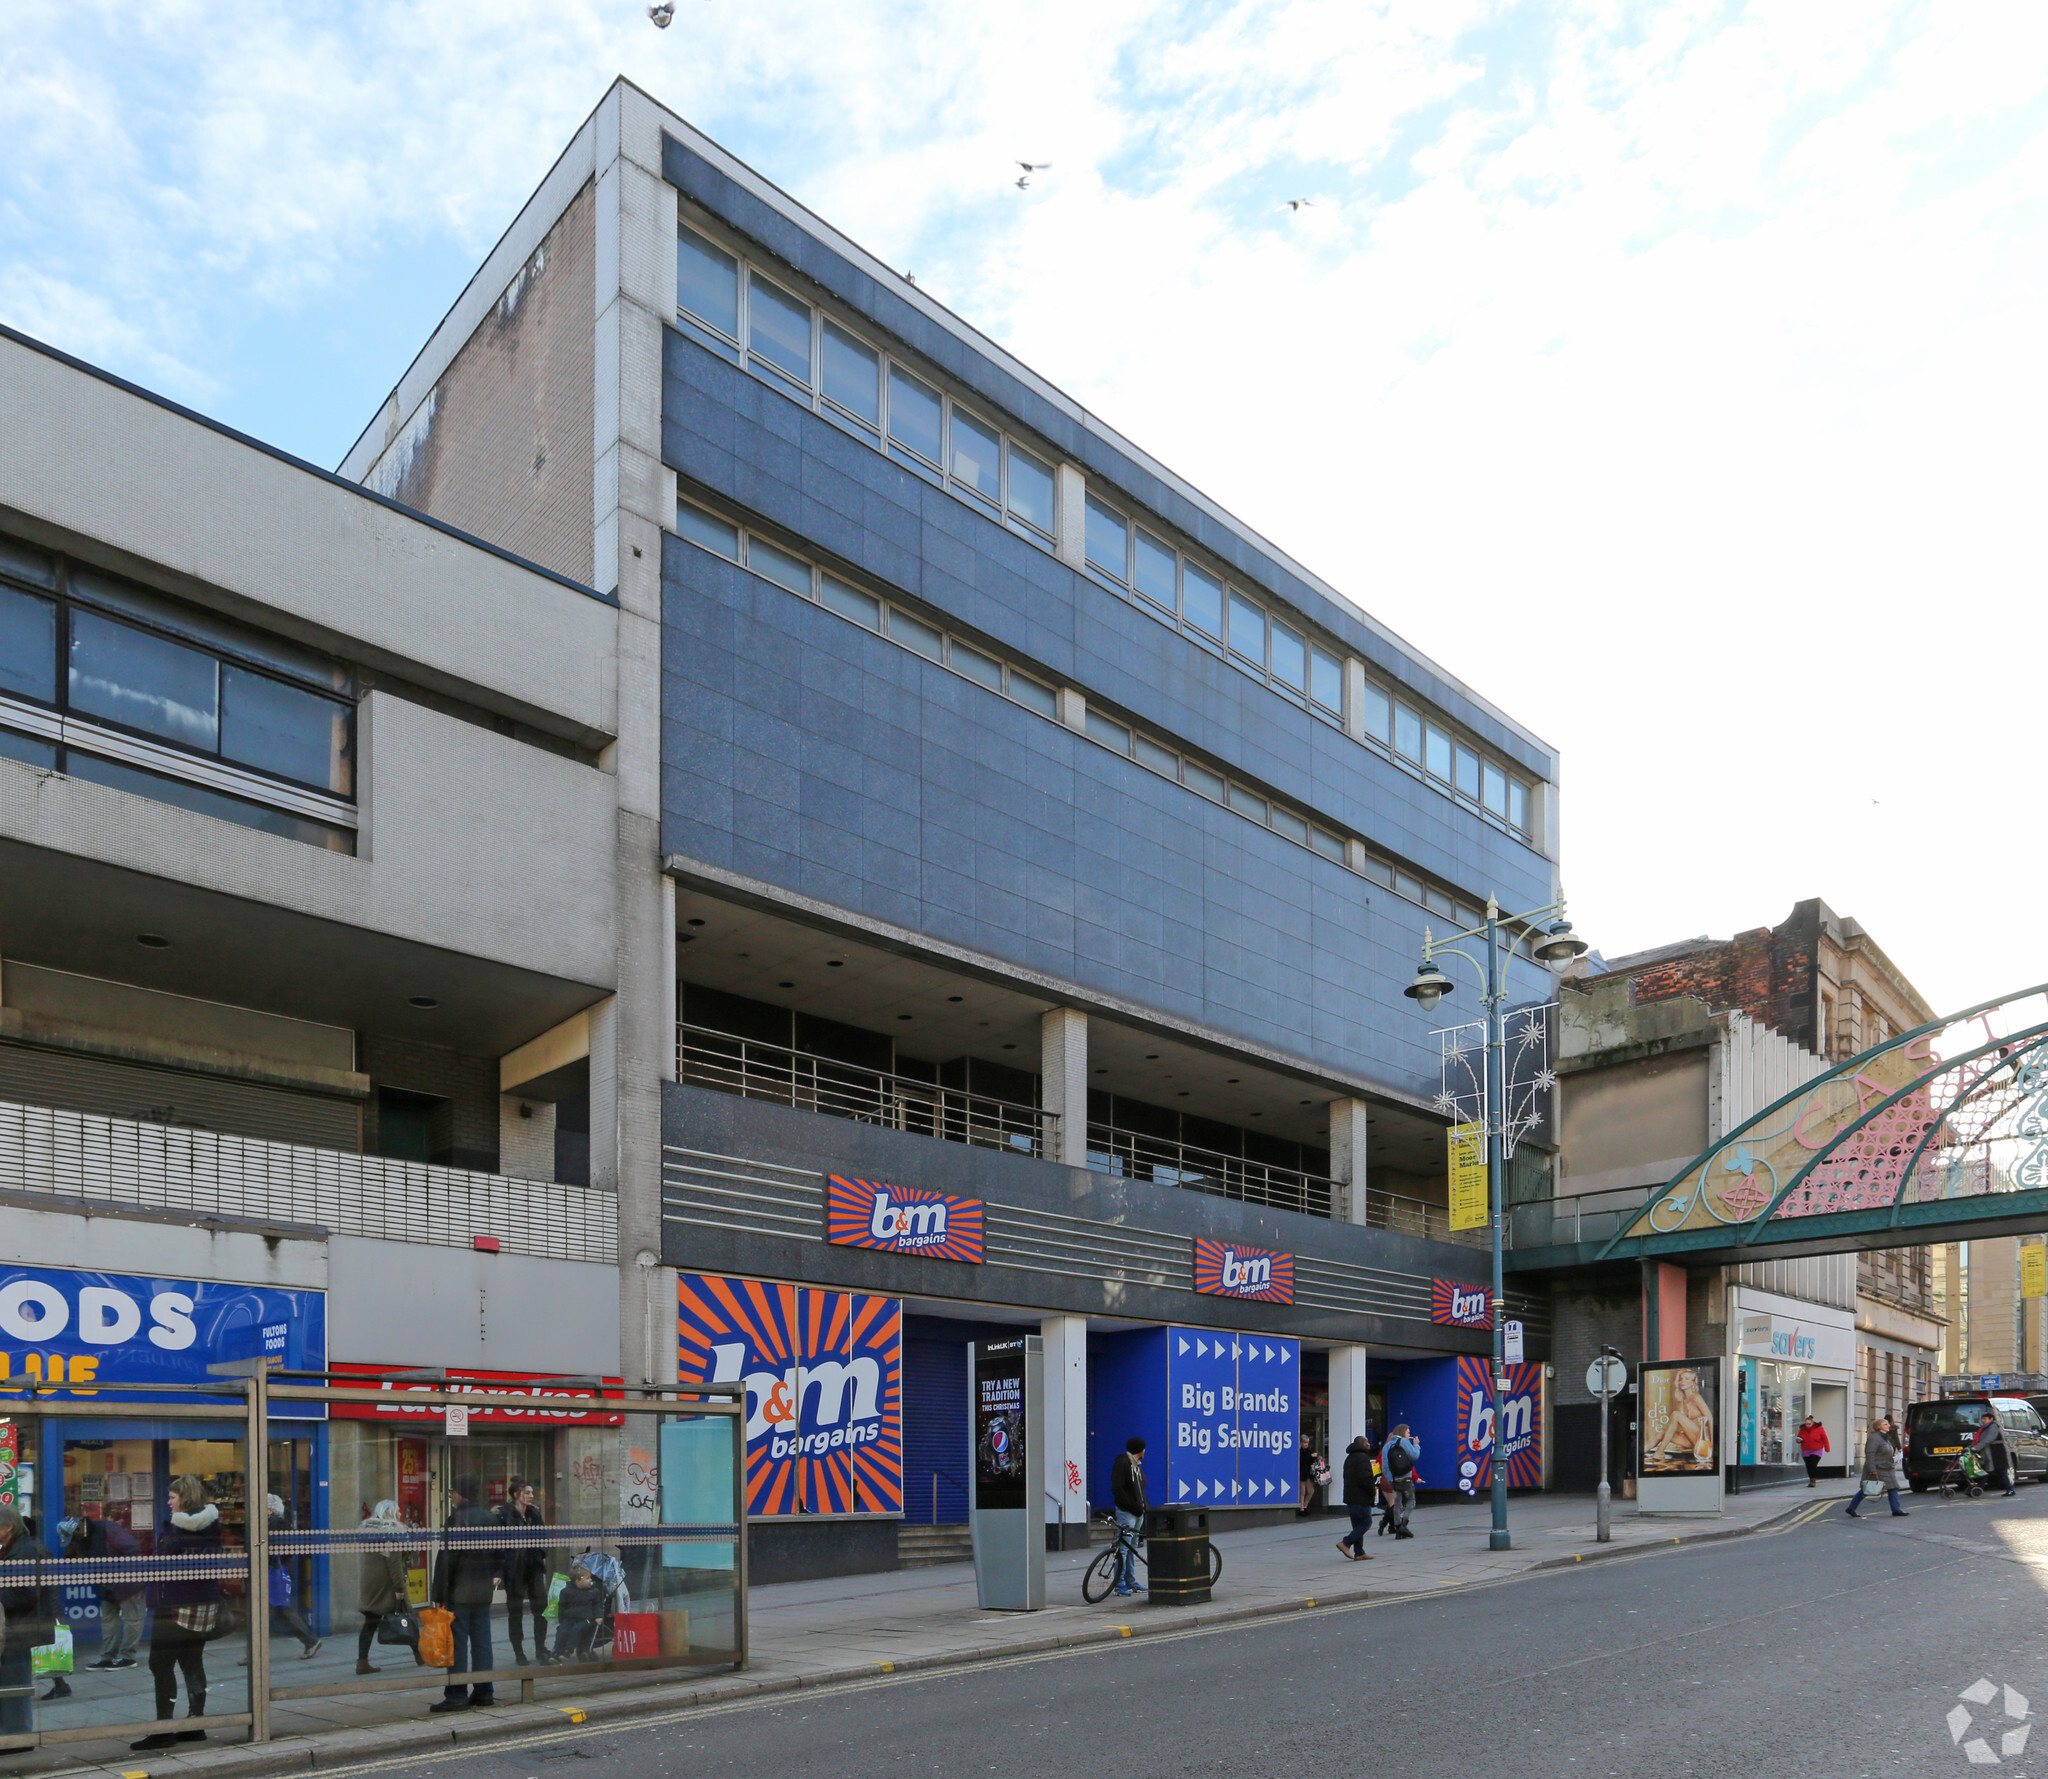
top-left (1448, 1123), bottom-right (1489, 1231)
top-left (2023, 1244), bottom-right (2046, 1300)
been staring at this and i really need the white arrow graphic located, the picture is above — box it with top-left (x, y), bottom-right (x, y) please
top-left (1178, 1478), bottom-right (1189, 1498)
top-left (1195, 1337), bottom-right (1208, 1357)
top-left (1265, 1343), bottom-right (1277, 1362)
top-left (1279, 1345), bottom-right (1293, 1365)
top-left (1195, 1479), bottom-right (1208, 1499)
top-left (1231, 1478), bottom-right (1241, 1497)
top-left (1178, 1337), bottom-right (1190, 1356)
top-left (1231, 1340), bottom-right (1242, 1361)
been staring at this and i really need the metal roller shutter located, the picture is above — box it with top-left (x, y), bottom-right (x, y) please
top-left (901, 1315), bottom-right (1020, 1525)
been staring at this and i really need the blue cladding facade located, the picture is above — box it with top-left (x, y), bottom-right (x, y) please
top-left (660, 331), bottom-right (1554, 1098)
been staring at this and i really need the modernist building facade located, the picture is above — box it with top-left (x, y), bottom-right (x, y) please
top-left (330, 79), bottom-right (1567, 1574)
top-left (0, 74), bottom-right (1566, 1600)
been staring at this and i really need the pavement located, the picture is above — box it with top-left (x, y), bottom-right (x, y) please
top-left (16, 1484), bottom-right (1828, 1777)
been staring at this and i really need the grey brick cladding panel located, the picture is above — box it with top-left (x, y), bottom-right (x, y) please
top-left (661, 1080), bottom-right (1496, 1350)
top-left (661, 330), bottom-right (1548, 892)
top-left (660, 526), bottom-right (1553, 1097)
top-left (662, 136), bottom-right (1551, 782)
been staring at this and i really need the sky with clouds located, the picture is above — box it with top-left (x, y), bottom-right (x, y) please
top-left (5, 0), bottom-right (2045, 1018)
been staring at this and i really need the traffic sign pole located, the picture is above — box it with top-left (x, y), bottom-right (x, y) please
top-left (1587, 1349), bottom-right (1624, 1544)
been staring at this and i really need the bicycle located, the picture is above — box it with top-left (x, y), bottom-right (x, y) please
top-left (1081, 1517), bottom-right (1223, 1603)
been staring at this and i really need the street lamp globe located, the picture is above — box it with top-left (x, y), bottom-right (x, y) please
top-left (1530, 919), bottom-right (1589, 974)
top-left (1404, 960), bottom-right (1455, 1012)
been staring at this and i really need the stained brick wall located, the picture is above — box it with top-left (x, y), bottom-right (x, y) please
top-left (1603, 907), bottom-right (1821, 1049)
top-left (365, 181), bottom-right (597, 585)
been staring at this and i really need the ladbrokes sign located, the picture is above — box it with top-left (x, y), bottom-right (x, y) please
top-left (676, 1273), bottom-right (903, 1516)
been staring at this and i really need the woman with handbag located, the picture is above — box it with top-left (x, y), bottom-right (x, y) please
top-left (355, 1500), bottom-right (422, 1676)
top-left (264, 1495), bottom-right (322, 1662)
top-left (1844, 1416), bottom-right (1909, 1518)
top-left (132, 1476), bottom-right (222, 1752)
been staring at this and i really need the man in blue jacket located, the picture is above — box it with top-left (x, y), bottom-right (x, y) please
top-left (1380, 1425), bottom-right (1420, 1539)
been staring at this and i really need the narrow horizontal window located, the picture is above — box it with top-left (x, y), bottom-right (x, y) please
top-left (0, 728), bottom-right (57, 770)
top-left (820, 576), bottom-right (880, 629)
top-left (888, 367), bottom-right (943, 465)
top-left (1182, 760), bottom-right (1225, 801)
top-left (746, 276), bottom-right (813, 384)
top-left (1182, 564), bottom-right (1223, 640)
top-left (1227, 593), bottom-right (1265, 667)
top-left (1456, 905), bottom-right (1483, 929)
top-left (1455, 744), bottom-right (1481, 801)
top-left (1394, 704), bottom-right (1422, 763)
top-left (1007, 446), bottom-right (1056, 535)
top-left (949, 640), bottom-right (1003, 690)
top-left (745, 538), bottom-right (811, 595)
top-left (676, 503), bottom-right (740, 559)
top-left (1359, 855), bottom-right (1392, 888)
top-left (1311, 827), bottom-right (1346, 862)
top-left (1008, 672), bottom-right (1058, 717)
top-left (1084, 710), bottom-right (1131, 751)
top-left (1134, 530), bottom-right (1177, 611)
top-left (1482, 761), bottom-right (1508, 817)
top-left (1084, 496), bottom-right (1129, 581)
top-left (1226, 783), bottom-right (1267, 821)
top-left (1508, 780), bottom-right (1529, 832)
top-left (949, 410), bottom-right (1002, 505)
top-left (70, 609), bottom-right (218, 752)
top-left (821, 321), bottom-right (881, 427)
top-left (1269, 806), bottom-right (1309, 845)
top-left (1393, 870), bottom-right (1423, 902)
top-left (1424, 725), bottom-right (1452, 782)
top-left (677, 229), bottom-right (739, 338)
top-left (1134, 735), bottom-right (1179, 777)
top-left (0, 539), bottom-right (55, 589)
top-left (1360, 682), bottom-right (1391, 743)
top-left (1269, 623), bottom-right (1307, 692)
top-left (68, 749), bottom-right (352, 852)
top-left (0, 584), bottom-right (56, 703)
top-left (888, 609), bottom-right (943, 660)
top-left (1310, 647), bottom-right (1342, 714)
top-left (1425, 887), bottom-right (1456, 919)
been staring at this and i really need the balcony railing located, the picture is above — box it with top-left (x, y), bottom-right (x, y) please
top-left (1359, 1185), bottom-right (1489, 1248)
top-left (1086, 1120), bottom-right (1334, 1217)
top-left (676, 1024), bottom-right (1050, 1158)
top-left (1505, 1184), bottom-right (1654, 1250)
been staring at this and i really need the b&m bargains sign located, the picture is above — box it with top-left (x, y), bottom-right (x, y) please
top-left (1192, 1239), bottom-right (1294, 1304)
top-left (0, 1266), bottom-right (325, 1417)
top-left (1430, 1279), bottom-right (1493, 1329)
top-left (826, 1176), bottom-right (984, 1263)
top-left (676, 1273), bottom-right (902, 1517)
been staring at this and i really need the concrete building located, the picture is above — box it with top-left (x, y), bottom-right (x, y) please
top-left (332, 79), bottom-right (1566, 1574)
top-left (0, 319), bottom-right (631, 1558)
top-left (1548, 900), bottom-right (1943, 1485)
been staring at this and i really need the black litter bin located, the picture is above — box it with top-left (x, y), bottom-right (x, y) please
top-left (1145, 1504), bottom-right (1212, 1604)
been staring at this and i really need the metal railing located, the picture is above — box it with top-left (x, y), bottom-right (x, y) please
top-left (676, 1024), bottom-right (1050, 1158)
top-left (1086, 1122), bottom-right (1334, 1218)
top-left (1359, 1185), bottom-right (1489, 1248)
top-left (1505, 1184), bottom-right (1656, 1249)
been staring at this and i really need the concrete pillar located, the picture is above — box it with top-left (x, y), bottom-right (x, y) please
top-left (498, 1096), bottom-right (558, 1182)
top-left (1041, 1008), bottom-right (1089, 1168)
top-left (1328, 1346), bottom-right (1370, 1500)
top-left (1041, 1314), bottom-right (1089, 1548)
top-left (1054, 464), bottom-right (1087, 569)
top-left (1328, 1097), bottom-right (1371, 1224)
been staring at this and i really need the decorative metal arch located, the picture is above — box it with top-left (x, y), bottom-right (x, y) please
top-left (1601, 981), bottom-right (2048, 1257)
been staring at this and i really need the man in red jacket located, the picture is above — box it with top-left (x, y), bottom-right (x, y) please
top-left (1797, 1417), bottom-right (1830, 1488)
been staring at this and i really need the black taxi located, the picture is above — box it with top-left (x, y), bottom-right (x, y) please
top-left (1903, 1395), bottom-right (2048, 1490)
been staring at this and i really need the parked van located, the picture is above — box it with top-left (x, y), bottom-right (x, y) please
top-left (1903, 1396), bottom-right (2048, 1491)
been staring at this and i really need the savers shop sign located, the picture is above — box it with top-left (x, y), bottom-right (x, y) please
top-left (0, 1265), bottom-right (326, 1417)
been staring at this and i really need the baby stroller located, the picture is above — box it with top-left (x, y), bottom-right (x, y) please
top-left (1937, 1450), bottom-right (1987, 1500)
top-left (559, 1549), bottom-right (628, 1660)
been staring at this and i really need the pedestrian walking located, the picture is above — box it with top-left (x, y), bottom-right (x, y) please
top-left (1797, 1416), bottom-right (1830, 1488)
top-left (1381, 1424), bottom-right (1420, 1539)
top-left (263, 1495), bottom-right (323, 1661)
top-left (71, 1514), bottom-right (144, 1670)
top-left (1844, 1417), bottom-right (1909, 1519)
top-left (1973, 1410), bottom-right (2017, 1498)
top-left (498, 1479), bottom-right (552, 1666)
top-left (0, 1503), bottom-right (58, 1738)
top-left (428, 1474), bottom-right (500, 1713)
top-left (132, 1476), bottom-right (222, 1751)
top-left (34, 1519), bottom-right (73, 1703)
top-left (1110, 1437), bottom-right (1148, 1596)
top-left (354, 1500), bottom-right (421, 1675)
top-left (1335, 1436), bottom-right (1377, 1561)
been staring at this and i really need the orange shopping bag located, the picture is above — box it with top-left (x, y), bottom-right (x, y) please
top-left (417, 1606), bottom-right (455, 1669)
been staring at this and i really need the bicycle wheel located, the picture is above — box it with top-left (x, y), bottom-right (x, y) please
top-left (1207, 1542), bottom-right (1223, 1587)
top-left (1081, 1544), bottom-right (1122, 1604)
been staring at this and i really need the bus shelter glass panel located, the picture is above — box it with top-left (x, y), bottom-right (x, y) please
top-left (2, 1412), bottom-right (253, 1767)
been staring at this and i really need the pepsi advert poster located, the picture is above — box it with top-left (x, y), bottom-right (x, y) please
top-left (974, 1340), bottom-right (1028, 1510)
top-left (676, 1273), bottom-right (902, 1516)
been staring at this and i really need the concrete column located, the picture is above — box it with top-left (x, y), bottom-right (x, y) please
top-left (498, 1096), bottom-right (558, 1182)
top-left (1041, 1314), bottom-right (1089, 1548)
top-left (1041, 1008), bottom-right (1089, 1168)
top-left (1054, 465), bottom-right (1087, 569)
top-left (1328, 1345), bottom-right (1370, 1500)
top-left (1328, 1097), bottom-right (1371, 1224)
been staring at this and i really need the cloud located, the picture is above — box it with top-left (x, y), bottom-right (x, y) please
top-left (3, 0), bottom-right (2046, 1011)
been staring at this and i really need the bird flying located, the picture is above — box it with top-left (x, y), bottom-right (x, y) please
top-left (1281, 198), bottom-right (1313, 212)
top-left (649, 3), bottom-right (675, 26)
